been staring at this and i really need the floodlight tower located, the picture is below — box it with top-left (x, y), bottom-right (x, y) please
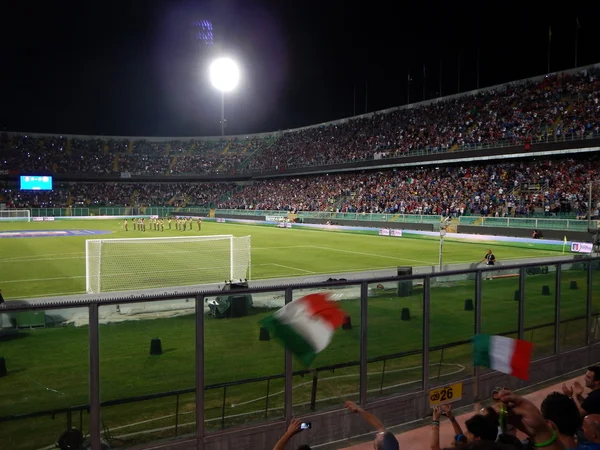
top-left (209, 57), bottom-right (240, 136)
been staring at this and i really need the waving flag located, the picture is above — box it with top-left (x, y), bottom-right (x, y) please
top-left (260, 293), bottom-right (347, 366)
top-left (473, 334), bottom-right (533, 380)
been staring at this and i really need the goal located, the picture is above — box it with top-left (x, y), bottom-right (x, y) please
top-left (85, 235), bottom-right (251, 294)
top-left (0, 209), bottom-right (31, 222)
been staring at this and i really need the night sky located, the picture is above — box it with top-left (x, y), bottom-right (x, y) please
top-left (1, 1), bottom-right (599, 137)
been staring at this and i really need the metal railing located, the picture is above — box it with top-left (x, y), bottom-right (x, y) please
top-left (459, 215), bottom-right (590, 231)
top-left (1, 256), bottom-right (599, 449)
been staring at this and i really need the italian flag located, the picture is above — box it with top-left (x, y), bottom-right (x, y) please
top-left (260, 293), bottom-right (347, 366)
top-left (473, 334), bottom-right (533, 380)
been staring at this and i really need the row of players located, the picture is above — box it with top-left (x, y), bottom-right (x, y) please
top-left (123, 217), bottom-right (203, 232)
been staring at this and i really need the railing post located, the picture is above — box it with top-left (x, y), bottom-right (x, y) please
top-left (284, 288), bottom-right (293, 421)
top-left (474, 270), bottom-right (482, 401)
top-left (380, 359), bottom-right (387, 394)
top-left (587, 262), bottom-right (593, 348)
top-left (359, 281), bottom-right (369, 405)
top-left (195, 294), bottom-right (205, 448)
top-left (175, 394), bottom-right (180, 435)
top-left (89, 303), bottom-right (101, 450)
top-left (221, 386), bottom-right (227, 429)
top-left (310, 372), bottom-right (318, 411)
top-left (265, 379), bottom-right (271, 418)
top-left (554, 264), bottom-right (561, 356)
top-left (423, 275), bottom-right (431, 395)
top-left (518, 268), bottom-right (526, 340)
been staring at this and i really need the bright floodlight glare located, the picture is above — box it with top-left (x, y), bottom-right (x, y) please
top-left (209, 58), bottom-right (240, 92)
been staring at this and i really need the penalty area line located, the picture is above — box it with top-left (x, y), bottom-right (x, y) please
top-left (264, 263), bottom-right (316, 274)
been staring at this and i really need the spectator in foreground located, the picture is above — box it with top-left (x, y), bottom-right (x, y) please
top-left (272, 417), bottom-right (311, 450)
top-left (540, 392), bottom-right (581, 449)
top-left (430, 404), bottom-right (467, 450)
top-left (464, 413), bottom-right (499, 443)
top-left (344, 400), bottom-right (399, 450)
top-left (563, 367), bottom-right (600, 416)
top-left (497, 388), bottom-right (565, 450)
top-left (581, 414), bottom-right (600, 450)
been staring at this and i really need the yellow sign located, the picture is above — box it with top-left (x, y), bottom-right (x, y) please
top-left (428, 382), bottom-right (463, 407)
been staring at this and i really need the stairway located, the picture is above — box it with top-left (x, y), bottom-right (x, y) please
top-left (169, 156), bottom-right (178, 172)
top-left (221, 141), bottom-right (232, 155)
top-left (446, 218), bottom-right (459, 233)
top-left (236, 136), bottom-right (277, 171)
top-left (242, 141), bottom-right (252, 154)
top-left (66, 138), bottom-right (72, 155)
top-left (103, 143), bottom-right (109, 155)
top-left (130, 190), bottom-right (139, 206)
top-left (473, 217), bottom-right (484, 226)
top-left (128, 140), bottom-right (134, 154)
top-left (165, 142), bottom-right (171, 155)
top-left (112, 155), bottom-right (120, 172)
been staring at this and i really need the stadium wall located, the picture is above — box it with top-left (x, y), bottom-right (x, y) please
top-left (301, 217), bottom-right (434, 232)
top-left (458, 225), bottom-right (593, 242)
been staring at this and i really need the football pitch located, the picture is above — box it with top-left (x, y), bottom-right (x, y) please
top-left (0, 219), bottom-right (597, 449)
top-left (0, 219), bottom-right (565, 299)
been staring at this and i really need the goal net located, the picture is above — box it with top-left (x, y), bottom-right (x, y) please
top-left (85, 235), bottom-right (251, 294)
top-left (0, 209), bottom-right (31, 222)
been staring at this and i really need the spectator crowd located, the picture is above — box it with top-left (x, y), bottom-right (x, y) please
top-left (1, 68), bottom-right (599, 176)
top-left (1, 154), bottom-right (598, 218)
top-left (270, 367), bottom-right (600, 450)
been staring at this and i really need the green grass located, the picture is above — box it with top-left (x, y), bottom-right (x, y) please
top-left (0, 219), bottom-right (598, 449)
top-left (0, 219), bottom-right (566, 299)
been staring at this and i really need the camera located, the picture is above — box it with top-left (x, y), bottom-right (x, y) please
top-left (300, 422), bottom-right (311, 430)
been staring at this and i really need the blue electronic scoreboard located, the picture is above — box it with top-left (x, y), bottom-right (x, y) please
top-left (20, 175), bottom-right (53, 191)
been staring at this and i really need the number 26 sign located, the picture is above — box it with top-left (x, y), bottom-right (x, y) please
top-left (429, 382), bottom-right (463, 407)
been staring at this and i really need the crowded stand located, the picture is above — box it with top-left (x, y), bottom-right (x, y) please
top-left (219, 155), bottom-right (599, 217)
top-left (1, 68), bottom-right (599, 177)
top-left (1, 155), bottom-right (597, 218)
top-left (0, 182), bottom-right (235, 209)
top-left (0, 134), bottom-right (265, 175)
top-left (248, 68), bottom-right (600, 171)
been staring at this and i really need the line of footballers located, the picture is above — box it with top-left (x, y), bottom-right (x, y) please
top-left (123, 217), bottom-right (202, 232)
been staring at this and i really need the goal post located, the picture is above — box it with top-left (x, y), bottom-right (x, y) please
top-left (0, 209), bottom-right (31, 222)
top-left (85, 235), bottom-right (251, 294)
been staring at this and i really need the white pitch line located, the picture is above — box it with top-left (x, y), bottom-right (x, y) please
top-left (269, 263), bottom-right (316, 274)
top-left (0, 275), bottom-right (86, 283)
top-left (307, 245), bottom-right (434, 265)
top-left (9, 290), bottom-right (85, 299)
top-left (1, 251), bottom-right (85, 261)
top-left (0, 256), bottom-right (85, 264)
top-left (252, 245), bottom-right (315, 250)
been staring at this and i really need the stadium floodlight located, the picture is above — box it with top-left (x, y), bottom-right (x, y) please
top-left (209, 57), bottom-right (240, 136)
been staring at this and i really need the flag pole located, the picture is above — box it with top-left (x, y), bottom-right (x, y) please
top-left (547, 25), bottom-right (552, 73)
top-left (575, 18), bottom-right (580, 68)
top-left (365, 77), bottom-right (368, 113)
top-left (457, 52), bottom-right (461, 93)
top-left (423, 64), bottom-right (426, 101)
top-left (439, 59), bottom-right (443, 97)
